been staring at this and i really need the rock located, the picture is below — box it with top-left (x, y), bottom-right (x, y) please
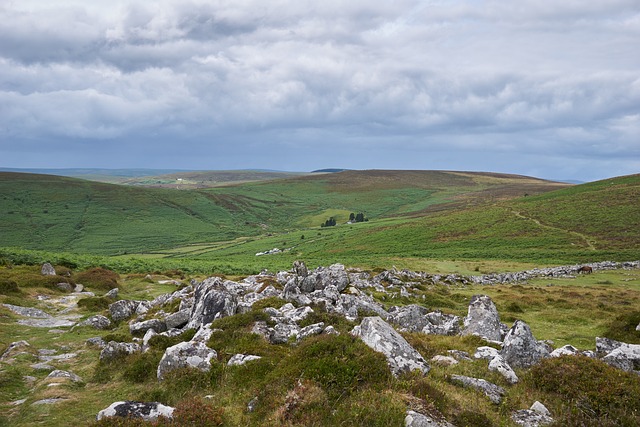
top-left (595, 336), bottom-right (624, 357)
top-left (79, 315), bottom-right (112, 330)
top-left (109, 300), bottom-right (139, 323)
top-left (387, 304), bottom-right (429, 332)
top-left (448, 350), bottom-right (472, 361)
top-left (450, 375), bottom-right (505, 404)
top-left (292, 260), bottom-right (308, 277)
top-left (0, 340), bottom-right (31, 361)
top-left (297, 322), bottom-right (325, 341)
top-left (602, 342), bottom-right (640, 372)
top-left (56, 282), bottom-right (74, 292)
top-left (511, 401), bottom-right (553, 426)
top-left (247, 396), bottom-right (258, 412)
top-left (405, 410), bottom-right (455, 427)
top-left (47, 369), bottom-right (82, 383)
top-left (164, 309), bottom-right (190, 330)
top-left (488, 355), bottom-right (519, 384)
top-left (300, 264), bottom-right (349, 293)
top-left (423, 311), bottom-right (460, 336)
top-left (351, 316), bottom-right (430, 376)
top-left (33, 398), bottom-right (67, 405)
top-left (129, 319), bottom-right (167, 336)
top-left (41, 262), bottom-right (56, 276)
top-left (99, 341), bottom-right (141, 361)
top-left (430, 355), bottom-right (458, 366)
top-left (74, 284), bottom-right (84, 293)
top-left (474, 346), bottom-right (500, 360)
top-left (97, 401), bottom-right (175, 421)
top-left (550, 344), bottom-right (580, 357)
top-left (31, 362), bottom-right (54, 371)
top-left (192, 323), bottom-right (216, 343)
top-left (501, 320), bottom-right (550, 369)
top-left (2, 304), bottom-right (50, 318)
top-left (187, 278), bottom-right (237, 329)
top-left (227, 354), bottom-right (262, 366)
top-left (86, 337), bottom-right (107, 348)
top-left (269, 323), bottom-right (301, 344)
top-left (105, 288), bottom-right (119, 299)
top-left (461, 295), bottom-right (504, 341)
top-left (323, 325), bottom-right (340, 335)
top-left (157, 341), bottom-right (217, 380)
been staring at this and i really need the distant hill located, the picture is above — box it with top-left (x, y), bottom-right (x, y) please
top-left (0, 170), bottom-right (571, 258)
top-left (311, 168), bottom-right (350, 173)
top-left (122, 170), bottom-right (308, 188)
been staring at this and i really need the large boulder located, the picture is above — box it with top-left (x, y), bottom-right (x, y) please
top-left (423, 311), bottom-right (460, 336)
top-left (187, 278), bottom-right (237, 329)
top-left (387, 305), bottom-right (429, 332)
top-left (96, 401), bottom-right (174, 421)
top-left (164, 309), bottom-right (190, 330)
top-left (601, 342), bottom-right (640, 372)
top-left (461, 295), bottom-right (504, 341)
top-left (488, 355), bottom-right (519, 384)
top-left (109, 300), bottom-right (139, 323)
top-left (157, 341), bottom-right (217, 380)
top-left (129, 319), bottom-right (167, 336)
top-left (501, 320), bottom-right (550, 369)
top-left (41, 262), bottom-right (56, 276)
top-left (351, 316), bottom-right (430, 376)
top-left (299, 264), bottom-right (349, 293)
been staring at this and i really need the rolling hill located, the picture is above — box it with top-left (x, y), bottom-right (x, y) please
top-left (0, 170), bottom-right (637, 273)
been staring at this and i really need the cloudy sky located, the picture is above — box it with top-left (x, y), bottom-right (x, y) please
top-left (1, 0), bottom-right (639, 181)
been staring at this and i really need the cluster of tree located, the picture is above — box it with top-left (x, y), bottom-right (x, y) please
top-left (349, 212), bottom-right (368, 223)
top-left (321, 217), bottom-right (337, 227)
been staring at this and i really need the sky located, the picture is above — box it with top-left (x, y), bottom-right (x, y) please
top-left (1, 0), bottom-right (639, 182)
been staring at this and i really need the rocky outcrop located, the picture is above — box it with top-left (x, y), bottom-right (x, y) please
top-left (97, 401), bottom-right (174, 421)
top-left (157, 341), bottom-right (217, 380)
top-left (450, 375), bottom-right (505, 404)
top-left (351, 316), bottom-right (430, 376)
top-left (187, 278), bottom-right (237, 329)
top-left (298, 264), bottom-right (349, 293)
top-left (501, 320), bottom-right (550, 369)
top-left (461, 295), bottom-right (504, 341)
top-left (129, 319), bottom-right (167, 336)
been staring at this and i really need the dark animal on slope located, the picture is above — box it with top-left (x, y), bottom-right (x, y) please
top-left (577, 266), bottom-right (593, 274)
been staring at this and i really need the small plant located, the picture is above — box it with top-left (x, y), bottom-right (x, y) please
top-left (77, 296), bottom-right (111, 312)
top-left (0, 279), bottom-right (20, 295)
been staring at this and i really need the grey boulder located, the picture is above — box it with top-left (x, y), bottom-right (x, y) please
top-left (157, 341), bottom-right (217, 380)
top-left (187, 278), bottom-right (237, 329)
top-left (501, 320), bottom-right (550, 369)
top-left (351, 316), bottom-right (430, 376)
top-left (450, 375), bottom-right (505, 404)
top-left (461, 295), bottom-right (504, 341)
top-left (97, 401), bottom-right (174, 421)
top-left (99, 341), bottom-right (141, 361)
top-left (79, 315), bottom-right (112, 330)
top-left (109, 300), bottom-right (139, 322)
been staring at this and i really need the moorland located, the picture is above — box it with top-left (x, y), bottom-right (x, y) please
top-left (0, 169), bottom-right (639, 426)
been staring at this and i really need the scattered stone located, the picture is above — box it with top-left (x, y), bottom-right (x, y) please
top-left (100, 341), bottom-right (141, 361)
top-left (474, 346), bottom-right (500, 360)
top-left (423, 311), bottom-right (460, 336)
top-left (11, 399), bottom-right (27, 406)
top-left (164, 309), bottom-right (190, 329)
top-left (405, 410), bottom-right (455, 427)
top-left (157, 341), bottom-right (217, 380)
top-left (511, 401), bottom-right (553, 426)
top-left (33, 398), bottom-right (67, 405)
top-left (351, 316), bottom-right (430, 376)
top-left (227, 354), bottom-right (262, 366)
top-left (461, 295), bottom-right (504, 341)
top-left (501, 320), bottom-right (550, 369)
top-left (247, 397), bottom-right (258, 413)
top-left (550, 344), bottom-right (580, 357)
top-left (97, 401), bottom-right (175, 421)
top-left (41, 262), bottom-right (56, 276)
top-left (387, 304), bottom-right (429, 332)
top-left (595, 337), bottom-right (623, 357)
top-left (447, 350), bottom-right (472, 361)
top-left (74, 284), bottom-right (84, 293)
top-left (86, 337), bottom-right (107, 348)
top-left (79, 315), bottom-right (112, 330)
top-left (47, 369), bottom-right (82, 383)
top-left (430, 355), bottom-right (458, 366)
top-left (56, 282), bottom-right (74, 292)
top-left (18, 318), bottom-right (76, 328)
top-left (488, 355), bottom-right (519, 384)
top-left (2, 304), bottom-right (50, 318)
top-left (323, 325), bottom-right (340, 335)
top-left (0, 340), bottom-right (31, 361)
top-left (130, 319), bottom-right (167, 336)
top-left (601, 341), bottom-right (640, 372)
top-left (297, 322), bottom-right (325, 341)
top-left (450, 375), bottom-right (505, 404)
top-left (105, 288), bottom-right (119, 299)
top-left (31, 362), bottom-right (54, 371)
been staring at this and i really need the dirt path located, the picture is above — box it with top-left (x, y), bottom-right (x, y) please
top-left (510, 209), bottom-right (597, 251)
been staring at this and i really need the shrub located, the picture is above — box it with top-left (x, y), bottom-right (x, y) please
top-left (77, 296), bottom-right (111, 312)
top-left (0, 279), bottom-right (20, 295)
top-left (171, 397), bottom-right (224, 426)
top-left (525, 355), bottom-right (640, 425)
top-left (452, 411), bottom-right (495, 427)
top-left (75, 267), bottom-right (119, 291)
top-left (122, 351), bottom-right (164, 383)
top-left (602, 310), bottom-right (640, 344)
top-left (332, 389), bottom-right (405, 426)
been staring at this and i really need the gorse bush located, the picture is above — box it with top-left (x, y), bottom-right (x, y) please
top-left (75, 267), bottom-right (120, 291)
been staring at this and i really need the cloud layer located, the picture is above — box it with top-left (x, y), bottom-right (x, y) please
top-left (1, 0), bottom-right (639, 180)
